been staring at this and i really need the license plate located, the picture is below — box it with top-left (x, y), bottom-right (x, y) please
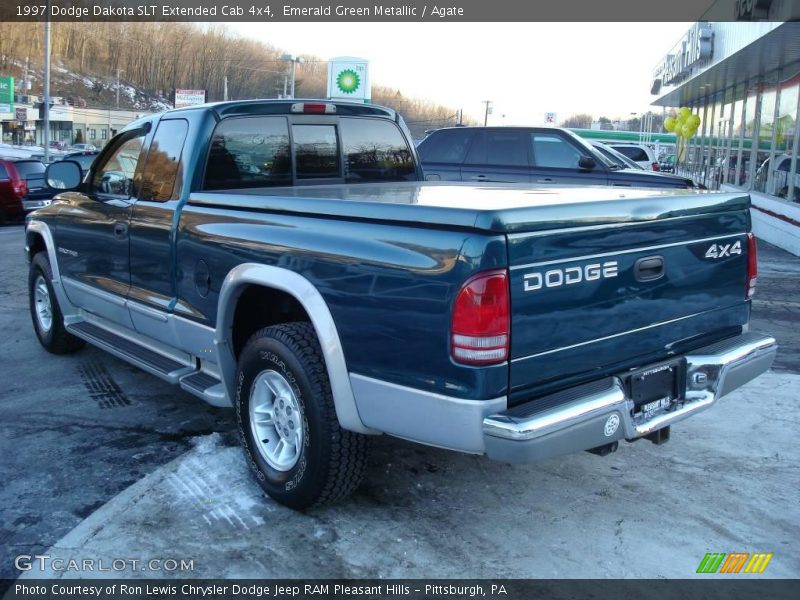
top-left (640, 397), bottom-right (672, 419)
top-left (630, 359), bottom-right (682, 418)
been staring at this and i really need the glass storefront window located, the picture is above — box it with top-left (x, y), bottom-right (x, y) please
top-left (727, 97), bottom-right (744, 185)
top-left (742, 88), bottom-right (760, 188)
top-left (753, 87), bottom-right (777, 193)
top-left (774, 74), bottom-right (799, 201)
top-left (776, 81), bottom-right (798, 154)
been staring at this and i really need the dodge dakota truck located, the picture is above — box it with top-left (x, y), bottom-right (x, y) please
top-left (26, 99), bottom-right (777, 509)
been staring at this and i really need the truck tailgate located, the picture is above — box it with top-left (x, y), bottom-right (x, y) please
top-left (507, 211), bottom-right (751, 403)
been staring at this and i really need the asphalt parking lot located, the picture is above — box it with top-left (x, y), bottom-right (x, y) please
top-left (0, 223), bottom-right (798, 580)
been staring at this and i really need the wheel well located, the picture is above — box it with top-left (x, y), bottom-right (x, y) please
top-left (231, 285), bottom-right (310, 358)
top-left (27, 232), bottom-right (46, 261)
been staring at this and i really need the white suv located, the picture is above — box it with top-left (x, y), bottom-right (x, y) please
top-left (605, 143), bottom-right (659, 171)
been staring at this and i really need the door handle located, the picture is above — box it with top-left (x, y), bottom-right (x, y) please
top-left (634, 256), bottom-right (664, 282)
top-left (470, 174), bottom-right (488, 181)
top-left (536, 178), bottom-right (554, 183)
top-left (113, 222), bottom-right (128, 238)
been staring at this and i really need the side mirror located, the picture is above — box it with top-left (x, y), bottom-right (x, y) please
top-left (46, 160), bottom-right (82, 191)
top-left (578, 156), bottom-right (597, 170)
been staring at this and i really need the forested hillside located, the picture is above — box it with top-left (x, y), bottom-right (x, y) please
top-left (0, 21), bottom-right (463, 136)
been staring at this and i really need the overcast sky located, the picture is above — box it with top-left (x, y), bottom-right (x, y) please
top-left (231, 22), bottom-right (692, 125)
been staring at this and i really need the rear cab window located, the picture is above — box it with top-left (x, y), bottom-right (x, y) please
top-left (204, 117), bottom-right (292, 190)
top-left (202, 114), bottom-right (416, 189)
top-left (340, 118), bottom-right (416, 183)
top-left (0, 163), bottom-right (8, 179)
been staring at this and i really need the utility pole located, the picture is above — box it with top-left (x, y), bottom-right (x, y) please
top-left (283, 74), bottom-right (288, 98)
top-left (281, 54), bottom-right (305, 99)
top-left (482, 100), bottom-right (492, 126)
top-left (458, 109), bottom-right (463, 126)
top-left (223, 75), bottom-right (228, 101)
top-left (290, 60), bottom-right (298, 98)
top-left (43, 0), bottom-right (51, 161)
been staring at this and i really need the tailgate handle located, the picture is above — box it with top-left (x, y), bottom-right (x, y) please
top-left (634, 256), bottom-right (664, 282)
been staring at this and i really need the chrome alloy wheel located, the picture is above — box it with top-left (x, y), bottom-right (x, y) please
top-left (249, 370), bottom-right (305, 471)
top-left (34, 275), bottom-right (53, 332)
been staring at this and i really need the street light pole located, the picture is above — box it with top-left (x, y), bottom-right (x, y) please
top-left (43, 0), bottom-right (51, 161)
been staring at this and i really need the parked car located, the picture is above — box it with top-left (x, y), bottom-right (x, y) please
top-left (48, 140), bottom-right (68, 150)
top-left (754, 154), bottom-right (800, 201)
top-left (27, 100), bottom-right (774, 510)
top-left (69, 143), bottom-right (97, 152)
top-left (604, 142), bottom-right (660, 171)
top-left (592, 143), bottom-right (705, 189)
top-left (0, 158), bottom-right (52, 223)
top-left (659, 154), bottom-right (676, 173)
top-left (419, 126), bottom-right (694, 188)
top-left (591, 141), bottom-right (644, 169)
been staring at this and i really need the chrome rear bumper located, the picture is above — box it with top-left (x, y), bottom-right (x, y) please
top-left (482, 332), bottom-right (777, 463)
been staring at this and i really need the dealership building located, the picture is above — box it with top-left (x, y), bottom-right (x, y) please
top-left (651, 3), bottom-right (800, 255)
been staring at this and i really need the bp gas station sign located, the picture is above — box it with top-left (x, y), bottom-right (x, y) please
top-left (327, 57), bottom-right (370, 103)
top-left (0, 76), bottom-right (14, 113)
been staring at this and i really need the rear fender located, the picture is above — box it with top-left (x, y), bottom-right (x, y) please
top-left (216, 263), bottom-right (376, 434)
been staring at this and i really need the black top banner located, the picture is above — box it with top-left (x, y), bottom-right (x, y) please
top-left (2, 0), bottom-right (800, 22)
top-left (2, 579), bottom-right (800, 600)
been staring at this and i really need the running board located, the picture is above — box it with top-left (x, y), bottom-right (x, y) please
top-left (179, 371), bottom-right (229, 407)
top-left (67, 321), bottom-right (195, 384)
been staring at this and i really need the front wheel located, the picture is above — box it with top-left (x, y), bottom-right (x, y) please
top-left (28, 252), bottom-right (85, 354)
top-left (235, 322), bottom-right (368, 509)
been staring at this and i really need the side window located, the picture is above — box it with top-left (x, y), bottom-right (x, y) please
top-left (0, 164), bottom-right (8, 179)
top-left (531, 134), bottom-right (583, 169)
top-left (339, 118), bottom-right (416, 183)
top-left (418, 129), bottom-right (475, 164)
top-left (292, 125), bottom-right (339, 179)
top-left (140, 119), bottom-right (188, 202)
top-left (464, 131), bottom-right (487, 165)
top-left (486, 131), bottom-right (528, 167)
top-left (91, 133), bottom-right (145, 197)
top-left (204, 117), bottom-right (291, 190)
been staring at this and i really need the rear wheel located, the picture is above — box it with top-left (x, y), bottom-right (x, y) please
top-left (28, 252), bottom-right (85, 354)
top-left (235, 322), bottom-right (368, 509)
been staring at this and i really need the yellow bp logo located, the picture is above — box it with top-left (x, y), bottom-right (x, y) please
top-left (336, 69), bottom-right (360, 94)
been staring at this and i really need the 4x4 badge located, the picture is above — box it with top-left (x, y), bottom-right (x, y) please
top-left (705, 240), bottom-right (742, 259)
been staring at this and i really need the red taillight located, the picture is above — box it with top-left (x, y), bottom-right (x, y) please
top-left (652, 162), bottom-right (660, 171)
top-left (451, 269), bottom-right (509, 365)
top-left (746, 232), bottom-right (757, 300)
top-left (13, 178), bottom-right (27, 197)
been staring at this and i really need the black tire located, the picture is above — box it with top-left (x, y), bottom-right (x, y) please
top-left (28, 252), bottom-right (85, 354)
top-left (235, 322), bottom-right (368, 509)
